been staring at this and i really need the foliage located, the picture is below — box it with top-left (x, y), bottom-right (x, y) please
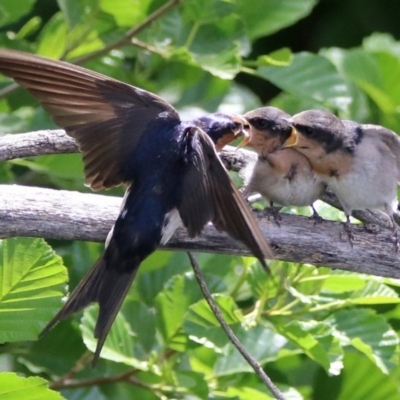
top-left (1, 0), bottom-right (400, 399)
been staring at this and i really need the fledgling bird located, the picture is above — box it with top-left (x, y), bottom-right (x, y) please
top-left (282, 109), bottom-right (400, 245)
top-left (240, 106), bottom-right (326, 222)
top-left (0, 49), bottom-right (273, 363)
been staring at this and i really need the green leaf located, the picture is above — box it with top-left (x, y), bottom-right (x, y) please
top-left (29, 154), bottom-right (85, 180)
top-left (99, 0), bottom-right (152, 28)
top-left (61, 387), bottom-right (107, 400)
top-left (329, 308), bottom-right (399, 374)
top-left (37, 12), bottom-right (68, 58)
top-left (246, 262), bottom-right (279, 301)
top-left (336, 351), bottom-right (400, 400)
top-left (276, 320), bottom-right (343, 375)
top-left (183, 0), bottom-right (236, 24)
top-left (174, 371), bottom-right (209, 399)
top-left (0, 108), bottom-right (35, 135)
top-left (0, 0), bottom-right (35, 28)
top-left (257, 52), bottom-right (352, 112)
top-left (316, 274), bottom-right (400, 305)
top-left (236, 0), bottom-right (317, 39)
top-left (227, 377), bottom-right (303, 400)
top-left (256, 48), bottom-right (293, 67)
top-left (363, 32), bottom-right (400, 60)
top-left (122, 299), bottom-right (156, 354)
top-left (16, 17), bottom-right (42, 40)
top-left (155, 274), bottom-right (202, 346)
top-left (339, 49), bottom-right (397, 112)
top-left (214, 326), bottom-right (287, 376)
top-left (184, 295), bottom-right (243, 352)
top-left (184, 15), bottom-right (246, 79)
top-left (19, 320), bottom-right (87, 376)
top-left (57, 0), bottom-right (85, 29)
top-left (0, 372), bottom-right (64, 399)
top-left (0, 238), bottom-right (67, 343)
top-left (135, 250), bottom-right (188, 304)
top-left (80, 306), bottom-right (152, 368)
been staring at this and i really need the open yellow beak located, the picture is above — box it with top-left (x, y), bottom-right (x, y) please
top-left (281, 128), bottom-right (298, 148)
top-left (237, 134), bottom-right (250, 148)
top-left (231, 115), bottom-right (250, 149)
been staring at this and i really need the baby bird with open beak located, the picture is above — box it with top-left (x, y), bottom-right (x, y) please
top-left (240, 106), bottom-right (326, 222)
top-left (282, 109), bottom-right (400, 247)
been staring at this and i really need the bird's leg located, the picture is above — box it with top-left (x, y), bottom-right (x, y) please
top-left (266, 201), bottom-right (282, 227)
top-left (343, 215), bottom-right (354, 247)
top-left (310, 204), bottom-right (323, 225)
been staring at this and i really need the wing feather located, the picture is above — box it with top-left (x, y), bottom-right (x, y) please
top-left (0, 48), bottom-right (180, 189)
top-left (178, 128), bottom-right (273, 267)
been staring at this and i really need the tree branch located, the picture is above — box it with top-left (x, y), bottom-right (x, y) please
top-left (1, 184), bottom-right (399, 278)
top-left (0, 128), bottom-right (393, 230)
top-left (0, 129), bottom-right (77, 161)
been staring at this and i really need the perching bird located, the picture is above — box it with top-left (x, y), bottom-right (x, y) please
top-left (0, 49), bottom-right (273, 363)
top-left (282, 109), bottom-right (400, 245)
top-left (240, 106), bottom-right (326, 222)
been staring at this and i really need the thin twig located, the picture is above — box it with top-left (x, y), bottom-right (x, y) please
top-left (71, 0), bottom-right (183, 64)
top-left (0, 0), bottom-right (183, 99)
top-left (50, 352), bottom-right (93, 389)
top-left (49, 368), bottom-right (139, 390)
top-left (187, 252), bottom-right (287, 400)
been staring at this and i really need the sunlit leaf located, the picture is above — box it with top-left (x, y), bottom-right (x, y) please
top-left (184, 295), bottom-right (242, 352)
top-left (336, 352), bottom-right (400, 400)
top-left (237, 0), bottom-right (317, 39)
top-left (0, 238), bottom-right (67, 343)
top-left (0, 0), bottom-right (35, 28)
top-left (256, 48), bottom-right (293, 67)
top-left (99, 0), bottom-right (152, 28)
top-left (37, 12), bottom-right (68, 58)
top-left (0, 372), bottom-right (64, 400)
top-left (257, 52), bottom-right (352, 112)
top-left (276, 320), bottom-right (343, 375)
top-left (214, 326), bottom-right (287, 375)
top-left (329, 308), bottom-right (399, 374)
top-left (80, 306), bottom-right (152, 370)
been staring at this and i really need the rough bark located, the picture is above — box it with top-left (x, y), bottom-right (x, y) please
top-left (0, 129), bottom-right (398, 278)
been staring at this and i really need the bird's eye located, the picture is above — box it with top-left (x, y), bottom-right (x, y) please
top-left (252, 118), bottom-right (270, 130)
top-left (303, 126), bottom-right (315, 137)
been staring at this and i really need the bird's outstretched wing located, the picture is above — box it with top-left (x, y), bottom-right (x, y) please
top-left (0, 49), bottom-right (180, 190)
top-left (178, 127), bottom-right (274, 268)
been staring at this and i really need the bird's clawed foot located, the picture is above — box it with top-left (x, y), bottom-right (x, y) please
top-left (363, 223), bottom-right (380, 234)
top-left (266, 206), bottom-right (282, 227)
top-left (310, 205), bottom-right (323, 225)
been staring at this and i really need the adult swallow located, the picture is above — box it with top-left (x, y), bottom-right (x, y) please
top-left (240, 106), bottom-right (326, 222)
top-left (282, 109), bottom-right (400, 246)
top-left (0, 49), bottom-right (273, 363)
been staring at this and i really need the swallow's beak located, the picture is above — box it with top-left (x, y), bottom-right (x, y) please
top-left (230, 115), bottom-right (250, 148)
top-left (238, 134), bottom-right (250, 148)
top-left (230, 114), bottom-right (248, 137)
top-left (281, 127), bottom-right (298, 148)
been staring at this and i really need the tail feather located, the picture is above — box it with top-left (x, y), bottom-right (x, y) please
top-left (40, 252), bottom-right (139, 365)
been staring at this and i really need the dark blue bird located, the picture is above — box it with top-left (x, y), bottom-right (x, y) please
top-left (0, 49), bottom-right (273, 363)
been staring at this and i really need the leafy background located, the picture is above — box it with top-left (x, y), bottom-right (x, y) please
top-left (1, 0), bottom-right (400, 399)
